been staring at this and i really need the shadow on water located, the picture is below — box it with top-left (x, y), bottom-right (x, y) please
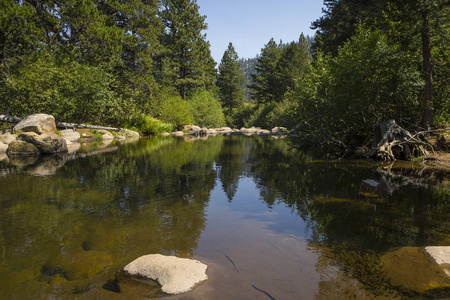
top-left (0, 135), bottom-right (449, 299)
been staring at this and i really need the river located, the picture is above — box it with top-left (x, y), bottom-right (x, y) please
top-left (0, 135), bottom-right (449, 299)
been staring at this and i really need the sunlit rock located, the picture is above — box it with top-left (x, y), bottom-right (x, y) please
top-left (60, 129), bottom-right (80, 143)
top-left (258, 130), bottom-right (270, 137)
top-left (117, 128), bottom-right (140, 140)
top-left (14, 113), bottom-right (57, 135)
top-left (173, 131), bottom-right (185, 136)
top-left (0, 133), bottom-right (18, 145)
top-left (271, 127), bottom-right (288, 135)
top-left (0, 142), bottom-right (7, 153)
top-left (123, 254), bottom-right (208, 294)
top-left (426, 247), bottom-right (450, 276)
top-left (160, 132), bottom-right (171, 136)
top-left (99, 130), bottom-right (115, 140)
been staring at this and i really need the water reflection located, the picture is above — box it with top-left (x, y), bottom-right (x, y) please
top-left (0, 135), bottom-right (449, 299)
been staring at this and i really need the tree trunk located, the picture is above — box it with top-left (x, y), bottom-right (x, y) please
top-left (368, 120), bottom-right (432, 161)
top-left (0, 115), bottom-right (120, 131)
top-left (421, 7), bottom-right (433, 129)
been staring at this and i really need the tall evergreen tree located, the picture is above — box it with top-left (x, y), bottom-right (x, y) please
top-left (158, 0), bottom-right (216, 99)
top-left (249, 38), bottom-right (283, 105)
top-left (217, 42), bottom-right (245, 115)
top-left (276, 34), bottom-right (312, 93)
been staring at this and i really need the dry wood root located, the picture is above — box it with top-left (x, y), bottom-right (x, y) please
top-left (368, 120), bottom-right (434, 161)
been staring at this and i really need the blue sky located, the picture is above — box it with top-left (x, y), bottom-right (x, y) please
top-left (196, 0), bottom-right (325, 64)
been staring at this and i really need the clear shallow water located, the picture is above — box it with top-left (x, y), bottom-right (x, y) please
top-left (0, 136), bottom-right (449, 299)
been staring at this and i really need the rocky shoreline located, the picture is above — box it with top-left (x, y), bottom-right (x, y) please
top-left (161, 125), bottom-right (291, 138)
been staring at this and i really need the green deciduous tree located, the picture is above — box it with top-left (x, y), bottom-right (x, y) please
top-left (188, 90), bottom-right (226, 128)
top-left (311, 26), bottom-right (423, 142)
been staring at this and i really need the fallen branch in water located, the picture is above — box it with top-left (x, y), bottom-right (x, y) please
top-left (220, 251), bottom-right (240, 273)
top-left (252, 285), bottom-right (279, 300)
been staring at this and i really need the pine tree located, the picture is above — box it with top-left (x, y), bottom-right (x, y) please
top-left (276, 34), bottom-right (312, 93)
top-left (217, 42), bottom-right (245, 115)
top-left (158, 0), bottom-right (216, 99)
top-left (249, 38), bottom-right (283, 105)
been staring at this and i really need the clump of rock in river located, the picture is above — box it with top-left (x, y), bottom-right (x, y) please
top-left (6, 114), bottom-right (68, 156)
top-left (161, 125), bottom-right (290, 138)
top-left (122, 254), bottom-right (208, 294)
top-left (0, 113), bottom-right (140, 156)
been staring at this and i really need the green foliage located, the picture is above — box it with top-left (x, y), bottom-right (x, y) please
top-left (157, 0), bottom-right (216, 98)
top-left (126, 114), bottom-right (174, 135)
top-left (188, 90), bottom-right (226, 128)
top-left (148, 87), bottom-right (193, 126)
top-left (298, 27), bottom-right (423, 143)
top-left (217, 42), bottom-right (245, 118)
top-left (245, 103), bottom-right (276, 129)
top-left (249, 38), bottom-right (283, 105)
top-left (3, 54), bottom-right (131, 126)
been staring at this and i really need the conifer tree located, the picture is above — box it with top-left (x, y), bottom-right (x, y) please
top-left (249, 38), bottom-right (283, 105)
top-left (158, 0), bottom-right (216, 99)
top-left (276, 34), bottom-right (312, 93)
top-left (217, 42), bottom-right (245, 115)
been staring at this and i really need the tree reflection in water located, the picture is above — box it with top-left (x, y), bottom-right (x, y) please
top-left (0, 135), bottom-right (449, 299)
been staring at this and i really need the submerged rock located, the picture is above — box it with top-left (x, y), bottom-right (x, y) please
top-left (41, 250), bottom-right (113, 281)
top-left (381, 247), bottom-right (450, 294)
top-left (14, 113), bottom-right (57, 135)
top-left (123, 254), bottom-right (208, 294)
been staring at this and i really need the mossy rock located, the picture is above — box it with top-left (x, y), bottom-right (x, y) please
top-left (6, 140), bottom-right (40, 156)
top-left (41, 250), bottom-right (113, 281)
top-left (381, 247), bottom-right (450, 295)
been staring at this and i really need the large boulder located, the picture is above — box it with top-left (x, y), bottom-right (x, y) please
top-left (6, 140), bottom-right (40, 156)
top-left (14, 114), bottom-right (57, 135)
top-left (7, 132), bottom-right (68, 155)
top-left (123, 254), bottom-right (208, 294)
top-left (98, 130), bottom-right (115, 140)
top-left (19, 132), bottom-right (68, 154)
top-left (117, 128), bottom-right (139, 140)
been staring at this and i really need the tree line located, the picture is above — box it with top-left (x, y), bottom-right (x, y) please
top-left (1, 0), bottom-right (222, 133)
top-left (1, 0), bottom-right (449, 143)
top-left (220, 0), bottom-right (449, 146)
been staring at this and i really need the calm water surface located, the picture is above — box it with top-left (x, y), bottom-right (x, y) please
top-left (0, 136), bottom-right (449, 299)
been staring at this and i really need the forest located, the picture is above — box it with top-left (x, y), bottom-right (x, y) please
top-left (1, 0), bottom-right (449, 147)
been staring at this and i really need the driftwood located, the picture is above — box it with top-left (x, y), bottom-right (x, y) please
top-left (368, 120), bottom-right (434, 161)
top-left (0, 114), bottom-right (120, 131)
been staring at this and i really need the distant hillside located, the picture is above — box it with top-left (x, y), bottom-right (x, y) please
top-left (239, 57), bottom-right (257, 103)
top-left (239, 35), bottom-right (314, 103)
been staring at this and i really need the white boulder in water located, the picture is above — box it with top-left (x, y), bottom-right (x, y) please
top-left (123, 254), bottom-right (208, 294)
top-left (426, 246), bottom-right (450, 276)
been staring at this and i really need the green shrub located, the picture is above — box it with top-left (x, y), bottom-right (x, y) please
top-left (149, 87), bottom-right (193, 126)
top-left (126, 114), bottom-right (174, 135)
top-left (188, 90), bottom-right (226, 128)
